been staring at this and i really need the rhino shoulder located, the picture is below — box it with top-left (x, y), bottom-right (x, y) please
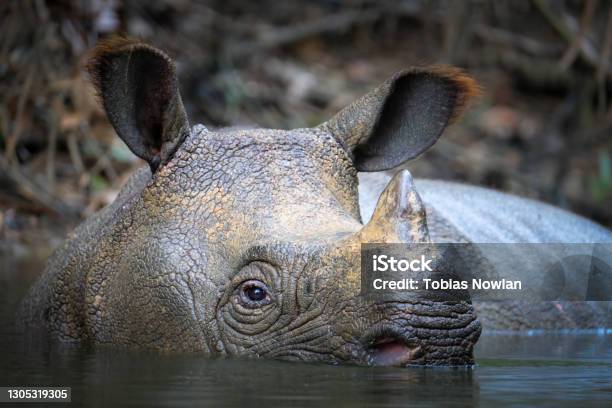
top-left (18, 167), bottom-right (151, 333)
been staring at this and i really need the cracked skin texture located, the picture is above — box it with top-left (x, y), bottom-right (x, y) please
top-left (21, 124), bottom-right (480, 365)
top-left (18, 38), bottom-right (609, 366)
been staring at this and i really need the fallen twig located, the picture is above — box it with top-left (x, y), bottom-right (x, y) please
top-left (474, 24), bottom-right (563, 57)
top-left (559, 0), bottom-right (598, 69)
top-left (533, 0), bottom-right (611, 79)
top-left (225, 9), bottom-right (382, 58)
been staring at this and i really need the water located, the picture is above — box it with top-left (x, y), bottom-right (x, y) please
top-left (1, 249), bottom-right (611, 407)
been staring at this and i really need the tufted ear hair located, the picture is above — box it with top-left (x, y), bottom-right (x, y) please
top-left (321, 66), bottom-right (480, 172)
top-left (86, 37), bottom-right (190, 172)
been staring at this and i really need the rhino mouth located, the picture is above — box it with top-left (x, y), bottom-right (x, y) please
top-left (365, 328), bottom-right (423, 366)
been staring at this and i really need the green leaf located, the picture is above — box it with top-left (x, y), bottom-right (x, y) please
top-left (89, 174), bottom-right (108, 192)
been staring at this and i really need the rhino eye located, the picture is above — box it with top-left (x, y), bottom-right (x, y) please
top-left (239, 280), bottom-right (272, 308)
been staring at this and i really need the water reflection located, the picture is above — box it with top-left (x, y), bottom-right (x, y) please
top-left (83, 352), bottom-right (478, 407)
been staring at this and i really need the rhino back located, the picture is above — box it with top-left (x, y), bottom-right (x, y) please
top-left (359, 173), bottom-right (612, 243)
top-left (415, 179), bottom-right (612, 243)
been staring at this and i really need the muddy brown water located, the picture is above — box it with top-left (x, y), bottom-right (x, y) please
top-left (1, 246), bottom-right (610, 407)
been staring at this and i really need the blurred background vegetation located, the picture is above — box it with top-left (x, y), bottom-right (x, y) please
top-left (1, 0), bottom-right (611, 257)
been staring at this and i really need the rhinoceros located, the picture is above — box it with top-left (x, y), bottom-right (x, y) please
top-left (19, 38), bottom-right (611, 366)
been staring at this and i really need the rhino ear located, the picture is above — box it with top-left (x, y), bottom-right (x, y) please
top-left (86, 37), bottom-right (190, 172)
top-left (322, 67), bottom-right (479, 172)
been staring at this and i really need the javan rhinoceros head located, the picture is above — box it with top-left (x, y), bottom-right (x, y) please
top-left (81, 37), bottom-right (481, 365)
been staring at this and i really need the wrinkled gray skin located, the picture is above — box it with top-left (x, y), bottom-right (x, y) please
top-left (20, 39), bottom-right (611, 367)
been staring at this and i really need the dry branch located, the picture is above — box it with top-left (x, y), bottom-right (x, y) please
top-left (0, 157), bottom-right (81, 218)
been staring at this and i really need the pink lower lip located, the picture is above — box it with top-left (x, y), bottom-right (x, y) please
top-left (368, 338), bottom-right (421, 366)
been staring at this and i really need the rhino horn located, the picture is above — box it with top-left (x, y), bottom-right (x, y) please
top-left (358, 169), bottom-right (430, 243)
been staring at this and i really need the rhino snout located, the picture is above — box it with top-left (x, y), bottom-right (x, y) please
top-left (357, 301), bottom-right (482, 366)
